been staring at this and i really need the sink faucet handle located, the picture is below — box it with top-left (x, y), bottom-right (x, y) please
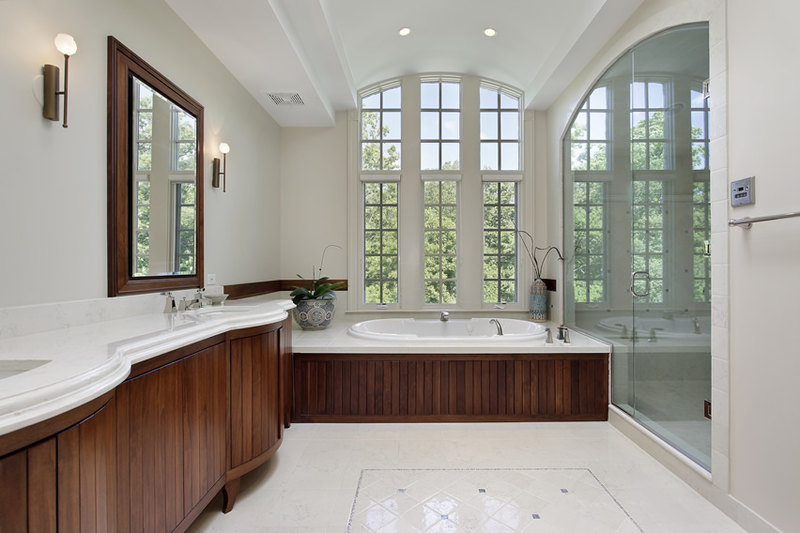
top-left (162, 292), bottom-right (176, 313)
top-left (545, 327), bottom-right (553, 344)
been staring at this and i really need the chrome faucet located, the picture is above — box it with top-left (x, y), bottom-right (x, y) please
top-left (186, 289), bottom-right (207, 310)
top-left (557, 325), bottom-right (570, 343)
top-left (163, 292), bottom-right (176, 313)
top-left (440, 311), bottom-right (450, 322)
top-left (489, 318), bottom-right (504, 336)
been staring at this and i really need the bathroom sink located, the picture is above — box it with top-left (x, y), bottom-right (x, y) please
top-left (189, 306), bottom-right (258, 317)
top-left (0, 359), bottom-right (51, 380)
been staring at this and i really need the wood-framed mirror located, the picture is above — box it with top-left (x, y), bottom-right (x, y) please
top-left (107, 36), bottom-right (204, 296)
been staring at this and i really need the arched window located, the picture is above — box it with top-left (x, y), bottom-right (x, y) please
top-left (352, 75), bottom-right (527, 311)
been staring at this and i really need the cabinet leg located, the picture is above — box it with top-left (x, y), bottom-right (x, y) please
top-left (222, 478), bottom-right (240, 513)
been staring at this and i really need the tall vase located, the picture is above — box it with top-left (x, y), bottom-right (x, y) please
top-left (530, 278), bottom-right (548, 322)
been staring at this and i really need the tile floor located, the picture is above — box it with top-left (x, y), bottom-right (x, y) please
top-left (188, 422), bottom-right (744, 532)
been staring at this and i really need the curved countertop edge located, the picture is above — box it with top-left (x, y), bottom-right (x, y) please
top-left (0, 302), bottom-right (292, 438)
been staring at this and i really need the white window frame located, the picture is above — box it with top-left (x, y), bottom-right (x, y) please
top-left (571, 180), bottom-right (608, 304)
top-left (422, 176), bottom-right (460, 306)
top-left (630, 77), bottom-right (674, 171)
top-left (348, 75), bottom-right (531, 312)
top-left (479, 82), bottom-right (523, 172)
top-left (420, 77), bottom-right (461, 171)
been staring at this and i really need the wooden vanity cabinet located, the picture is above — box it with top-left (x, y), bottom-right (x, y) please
top-left (116, 338), bottom-right (227, 533)
top-left (1, 316), bottom-right (290, 532)
top-left (222, 321), bottom-right (285, 512)
top-left (0, 395), bottom-right (117, 533)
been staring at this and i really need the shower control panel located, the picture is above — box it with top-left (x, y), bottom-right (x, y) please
top-left (731, 176), bottom-right (755, 207)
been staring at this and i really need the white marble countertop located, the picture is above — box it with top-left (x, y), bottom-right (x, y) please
top-left (0, 297), bottom-right (294, 437)
top-left (293, 314), bottom-right (611, 354)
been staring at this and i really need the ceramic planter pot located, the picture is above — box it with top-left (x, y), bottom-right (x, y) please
top-left (292, 296), bottom-right (336, 330)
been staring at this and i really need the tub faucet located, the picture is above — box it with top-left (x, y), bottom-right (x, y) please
top-left (648, 327), bottom-right (664, 342)
top-left (489, 318), bottom-right (504, 336)
top-left (440, 311), bottom-right (450, 322)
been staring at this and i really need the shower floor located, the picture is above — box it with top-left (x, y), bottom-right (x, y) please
top-left (616, 378), bottom-right (711, 469)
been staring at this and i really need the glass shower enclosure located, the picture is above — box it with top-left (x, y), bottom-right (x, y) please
top-left (562, 24), bottom-right (711, 469)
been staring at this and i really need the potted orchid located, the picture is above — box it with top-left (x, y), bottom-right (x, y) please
top-left (289, 245), bottom-right (344, 330)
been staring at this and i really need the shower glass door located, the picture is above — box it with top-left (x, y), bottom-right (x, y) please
top-left (563, 24), bottom-right (711, 469)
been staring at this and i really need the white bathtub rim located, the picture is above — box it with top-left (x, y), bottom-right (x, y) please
top-left (348, 317), bottom-right (547, 342)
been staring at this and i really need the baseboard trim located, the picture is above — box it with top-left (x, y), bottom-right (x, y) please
top-left (608, 405), bottom-right (781, 533)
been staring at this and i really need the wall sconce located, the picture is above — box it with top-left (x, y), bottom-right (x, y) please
top-left (43, 33), bottom-right (77, 128)
top-left (212, 142), bottom-right (230, 192)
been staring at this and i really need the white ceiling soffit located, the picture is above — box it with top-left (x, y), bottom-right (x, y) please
top-left (166, 0), bottom-right (643, 126)
top-left (165, 0), bottom-right (348, 127)
top-left (526, 0), bottom-right (645, 109)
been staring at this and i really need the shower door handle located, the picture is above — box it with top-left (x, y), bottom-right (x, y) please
top-left (630, 270), bottom-right (650, 297)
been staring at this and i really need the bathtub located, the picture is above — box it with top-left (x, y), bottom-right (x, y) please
top-left (596, 315), bottom-right (710, 340)
top-left (348, 317), bottom-right (547, 342)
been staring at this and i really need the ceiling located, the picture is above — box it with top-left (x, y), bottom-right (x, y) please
top-left (165, 0), bottom-right (645, 127)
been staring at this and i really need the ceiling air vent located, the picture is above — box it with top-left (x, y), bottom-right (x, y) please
top-left (267, 92), bottom-right (304, 106)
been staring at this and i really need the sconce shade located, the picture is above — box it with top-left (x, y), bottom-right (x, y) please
top-left (54, 33), bottom-right (77, 56)
top-left (212, 142), bottom-right (230, 191)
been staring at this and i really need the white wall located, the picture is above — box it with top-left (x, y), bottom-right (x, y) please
top-left (0, 0), bottom-right (281, 307)
top-left (279, 112), bottom-right (349, 282)
top-left (727, 1), bottom-right (800, 531)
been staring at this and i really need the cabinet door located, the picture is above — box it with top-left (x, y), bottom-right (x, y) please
top-left (0, 398), bottom-right (115, 533)
top-left (182, 343), bottom-right (226, 515)
top-left (116, 361), bottom-right (183, 533)
top-left (229, 329), bottom-right (282, 470)
top-left (0, 440), bottom-right (56, 533)
top-left (58, 398), bottom-right (117, 533)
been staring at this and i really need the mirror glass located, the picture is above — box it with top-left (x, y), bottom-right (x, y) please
top-left (131, 77), bottom-right (198, 277)
top-left (108, 36), bottom-right (204, 296)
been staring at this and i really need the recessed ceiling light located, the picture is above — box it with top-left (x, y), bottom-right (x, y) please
top-left (484, 27), bottom-right (497, 37)
top-left (398, 27), bottom-right (411, 37)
